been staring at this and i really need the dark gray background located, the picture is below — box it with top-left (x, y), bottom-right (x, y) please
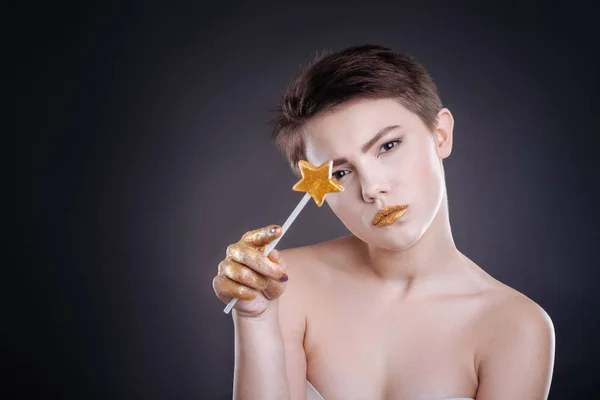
top-left (7, 1), bottom-right (599, 399)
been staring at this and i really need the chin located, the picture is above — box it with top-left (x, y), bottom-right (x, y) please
top-left (353, 223), bottom-right (425, 251)
top-left (377, 232), bottom-right (422, 251)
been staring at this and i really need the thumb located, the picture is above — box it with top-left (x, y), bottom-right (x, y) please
top-left (241, 225), bottom-right (282, 247)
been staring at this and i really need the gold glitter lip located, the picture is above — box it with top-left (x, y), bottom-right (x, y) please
top-left (372, 205), bottom-right (409, 226)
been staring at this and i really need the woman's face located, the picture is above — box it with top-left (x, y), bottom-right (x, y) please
top-left (304, 98), bottom-right (454, 250)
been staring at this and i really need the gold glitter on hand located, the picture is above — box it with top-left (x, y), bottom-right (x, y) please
top-left (292, 160), bottom-right (344, 207)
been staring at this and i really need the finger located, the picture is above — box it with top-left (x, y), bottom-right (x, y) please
top-left (263, 250), bottom-right (287, 300)
top-left (226, 243), bottom-right (286, 281)
top-left (267, 250), bottom-right (287, 280)
top-left (212, 275), bottom-right (233, 304)
top-left (240, 225), bottom-right (282, 247)
top-left (218, 259), bottom-right (270, 291)
top-left (213, 275), bottom-right (258, 302)
top-left (268, 249), bottom-right (280, 263)
top-left (263, 278), bottom-right (286, 300)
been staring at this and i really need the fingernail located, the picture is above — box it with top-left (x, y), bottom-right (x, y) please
top-left (269, 226), bottom-right (280, 234)
top-left (279, 273), bottom-right (288, 282)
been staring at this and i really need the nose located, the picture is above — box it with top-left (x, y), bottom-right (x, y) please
top-left (361, 176), bottom-right (389, 203)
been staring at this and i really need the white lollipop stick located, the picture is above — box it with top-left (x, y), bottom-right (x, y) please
top-left (223, 192), bottom-right (312, 314)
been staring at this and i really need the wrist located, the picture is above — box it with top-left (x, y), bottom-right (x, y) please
top-left (232, 300), bottom-right (280, 323)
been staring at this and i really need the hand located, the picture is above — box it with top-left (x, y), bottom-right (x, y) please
top-left (212, 225), bottom-right (288, 318)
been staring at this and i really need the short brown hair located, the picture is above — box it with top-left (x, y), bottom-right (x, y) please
top-left (270, 44), bottom-right (443, 175)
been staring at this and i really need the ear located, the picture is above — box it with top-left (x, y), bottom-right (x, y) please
top-left (434, 108), bottom-right (454, 159)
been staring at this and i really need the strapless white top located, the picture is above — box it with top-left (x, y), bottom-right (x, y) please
top-left (306, 380), bottom-right (474, 400)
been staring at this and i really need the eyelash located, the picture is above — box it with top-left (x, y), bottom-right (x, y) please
top-left (332, 139), bottom-right (401, 180)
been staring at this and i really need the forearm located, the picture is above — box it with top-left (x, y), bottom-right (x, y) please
top-left (232, 305), bottom-right (290, 400)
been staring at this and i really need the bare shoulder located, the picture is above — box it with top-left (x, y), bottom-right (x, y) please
top-left (275, 236), bottom-right (349, 309)
top-left (275, 237), bottom-right (353, 360)
top-left (469, 273), bottom-right (556, 396)
top-left (275, 240), bottom-right (352, 399)
top-left (474, 280), bottom-right (555, 374)
top-left (278, 234), bottom-right (355, 282)
top-left (477, 282), bottom-right (554, 338)
top-left (459, 255), bottom-right (553, 334)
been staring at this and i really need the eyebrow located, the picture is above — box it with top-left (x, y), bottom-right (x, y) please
top-left (331, 125), bottom-right (402, 167)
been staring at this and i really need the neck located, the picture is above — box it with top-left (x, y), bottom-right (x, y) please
top-left (357, 191), bottom-right (464, 291)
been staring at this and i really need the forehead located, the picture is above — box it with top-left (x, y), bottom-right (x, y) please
top-left (303, 98), bottom-right (421, 164)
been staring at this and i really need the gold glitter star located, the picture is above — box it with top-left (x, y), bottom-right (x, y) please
top-left (292, 160), bottom-right (344, 207)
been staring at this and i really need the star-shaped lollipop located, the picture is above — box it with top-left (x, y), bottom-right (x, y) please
top-left (224, 160), bottom-right (344, 313)
top-left (292, 160), bottom-right (344, 207)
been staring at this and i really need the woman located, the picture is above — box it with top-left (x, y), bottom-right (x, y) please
top-left (212, 45), bottom-right (555, 400)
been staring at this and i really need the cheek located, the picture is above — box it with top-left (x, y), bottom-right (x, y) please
top-left (416, 159), bottom-right (438, 188)
top-left (414, 140), bottom-right (443, 180)
top-left (326, 195), bottom-right (361, 228)
top-left (397, 150), bottom-right (443, 209)
top-left (326, 196), bottom-right (347, 219)
top-left (416, 156), bottom-right (445, 210)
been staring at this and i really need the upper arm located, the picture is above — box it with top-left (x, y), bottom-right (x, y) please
top-left (476, 299), bottom-right (555, 399)
top-left (277, 249), bottom-right (308, 400)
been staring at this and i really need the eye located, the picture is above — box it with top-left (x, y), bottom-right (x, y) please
top-left (378, 139), bottom-right (400, 154)
top-left (332, 170), bottom-right (350, 180)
